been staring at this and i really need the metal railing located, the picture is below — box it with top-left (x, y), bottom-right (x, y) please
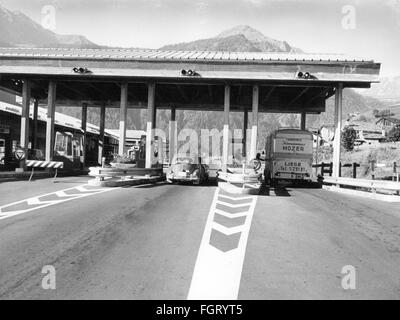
top-left (323, 176), bottom-right (400, 195)
top-left (313, 161), bottom-right (399, 181)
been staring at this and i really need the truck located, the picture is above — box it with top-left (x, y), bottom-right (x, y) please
top-left (263, 129), bottom-right (313, 185)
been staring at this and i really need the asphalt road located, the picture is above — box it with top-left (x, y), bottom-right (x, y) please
top-left (0, 177), bottom-right (399, 299)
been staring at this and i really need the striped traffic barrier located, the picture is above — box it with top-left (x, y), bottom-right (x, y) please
top-left (26, 160), bottom-right (64, 182)
top-left (26, 160), bottom-right (64, 169)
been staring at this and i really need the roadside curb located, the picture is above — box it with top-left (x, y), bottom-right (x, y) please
top-left (0, 171), bottom-right (89, 183)
top-left (88, 175), bottom-right (166, 187)
top-left (323, 185), bottom-right (400, 202)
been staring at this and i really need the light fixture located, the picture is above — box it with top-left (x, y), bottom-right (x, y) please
top-left (73, 67), bottom-right (91, 74)
top-left (181, 69), bottom-right (198, 77)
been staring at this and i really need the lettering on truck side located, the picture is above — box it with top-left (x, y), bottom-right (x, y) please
top-left (282, 145), bottom-right (305, 152)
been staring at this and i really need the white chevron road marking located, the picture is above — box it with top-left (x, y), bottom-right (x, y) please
top-left (188, 187), bottom-right (258, 300)
top-left (215, 200), bottom-right (253, 208)
top-left (218, 194), bottom-right (254, 202)
top-left (214, 208), bottom-right (249, 219)
top-left (0, 184), bottom-right (118, 221)
top-left (211, 222), bottom-right (244, 236)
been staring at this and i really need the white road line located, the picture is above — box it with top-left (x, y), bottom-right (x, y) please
top-left (0, 184), bottom-right (119, 221)
top-left (187, 188), bottom-right (257, 300)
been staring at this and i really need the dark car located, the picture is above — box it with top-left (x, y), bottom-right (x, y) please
top-left (166, 156), bottom-right (209, 184)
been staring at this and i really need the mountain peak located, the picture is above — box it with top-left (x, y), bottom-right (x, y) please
top-left (217, 25), bottom-right (268, 43)
top-left (0, 4), bottom-right (99, 48)
top-left (160, 25), bottom-right (303, 53)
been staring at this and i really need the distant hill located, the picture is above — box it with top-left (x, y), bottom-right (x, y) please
top-left (0, 4), bottom-right (99, 48)
top-left (357, 76), bottom-right (400, 105)
top-left (160, 25), bottom-right (303, 53)
top-left (307, 89), bottom-right (385, 129)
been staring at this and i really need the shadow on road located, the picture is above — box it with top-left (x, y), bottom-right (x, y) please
top-left (53, 180), bottom-right (87, 184)
top-left (259, 181), bottom-right (322, 197)
top-left (259, 185), bottom-right (291, 197)
top-left (169, 180), bottom-right (218, 187)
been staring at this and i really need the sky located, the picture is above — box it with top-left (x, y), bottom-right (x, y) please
top-left (1, 0), bottom-right (400, 76)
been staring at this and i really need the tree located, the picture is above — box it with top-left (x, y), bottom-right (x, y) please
top-left (388, 125), bottom-right (400, 142)
top-left (341, 126), bottom-right (357, 151)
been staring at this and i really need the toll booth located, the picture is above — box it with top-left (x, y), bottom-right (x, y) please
top-left (0, 48), bottom-right (381, 175)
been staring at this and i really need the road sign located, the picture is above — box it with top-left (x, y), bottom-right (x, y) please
top-left (14, 148), bottom-right (25, 161)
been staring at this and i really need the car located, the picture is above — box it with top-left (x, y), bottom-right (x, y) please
top-left (166, 156), bottom-right (209, 184)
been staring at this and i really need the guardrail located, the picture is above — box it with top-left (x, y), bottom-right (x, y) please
top-left (314, 161), bottom-right (399, 181)
top-left (323, 176), bottom-right (400, 195)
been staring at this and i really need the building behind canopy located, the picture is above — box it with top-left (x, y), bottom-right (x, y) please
top-left (0, 47), bottom-right (380, 176)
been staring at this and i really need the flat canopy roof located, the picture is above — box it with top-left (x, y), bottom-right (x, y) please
top-left (0, 48), bottom-right (381, 114)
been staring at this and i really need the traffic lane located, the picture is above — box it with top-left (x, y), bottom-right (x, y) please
top-left (0, 183), bottom-right (215, 299)
top-left (53, 183), bottom-right (215, 300)
top-left (0, 176), bottom-right (90, 206)
top-left (0, 182), bottom-right (170, 298)
top-left (240, 187), bottom-right (400, 299)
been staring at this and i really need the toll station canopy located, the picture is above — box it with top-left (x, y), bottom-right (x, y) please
top-left (0, 48), bottom-right (381, 114)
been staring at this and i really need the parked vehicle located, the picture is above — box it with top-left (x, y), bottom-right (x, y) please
top-left (264, 129), bottom-right (313, 185)
top-left (167, 155), bottom-right (209, 184)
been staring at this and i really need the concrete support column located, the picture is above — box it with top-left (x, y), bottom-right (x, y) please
top-left (119, 83), bottom-right (128, 155)
top-left (332, 83), bottom-right (343, 178)
top-left (222, 84), bottom-right (230, 172)
top-left (20, 80), bottom-right (31, 168)
top-left (243, 108), bottom-right (248, 158)
top-left (81, 102), bottom-right (87, 168)
top-left (45, 81), bottom-right (56, 162)
top-left (32, 99), bottom-right (39, 149)
top-left (98, 103), bottom-right (106, 165)
top-left (169, 107), bottom-right (177, 164)
top-left (146, 83), bottom-right (156, 168)
top-left (300, 112), bottom-right (306, 130)
top-left (250, 85), bottom-right (259, 160)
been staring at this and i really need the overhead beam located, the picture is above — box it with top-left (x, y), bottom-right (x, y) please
top-left (176, 84), bottom-right (189, 103)
top-left (58, 82), bottom-right (87, 100)
top-left (207, 85), bottom-right (213, 101)
top-left (286, 87), bottom-right (309, 108)
top-left (261, 86), bottom-right (276, 105)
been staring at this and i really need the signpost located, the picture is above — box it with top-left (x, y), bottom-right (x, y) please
top-left (14, 148), bottom-right (26, 161)
top-left (14, 147), bottom-right (26, 171)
